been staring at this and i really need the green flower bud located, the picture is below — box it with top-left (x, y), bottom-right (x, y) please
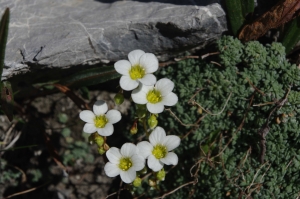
top-left (148, 114), bottom-right (158, 129)
top-left (98, 146), bottom-right (106, 155)
top-left (88, 133), bottom-right (104, 146)
top-left (94, 135), bottom-right (104, 147)
top-left (156, 169), bottom-right (165, 181)
top-left (114, 93), bottom-right (124, 105)
top-left (133, 177), bottom-right (142, 187)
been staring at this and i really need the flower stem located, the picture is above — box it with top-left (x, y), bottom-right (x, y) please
top-left (143, 117), bottom-right (149, 137)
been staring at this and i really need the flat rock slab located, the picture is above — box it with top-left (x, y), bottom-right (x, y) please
top-left (1, 0), bottom-right (226, 81)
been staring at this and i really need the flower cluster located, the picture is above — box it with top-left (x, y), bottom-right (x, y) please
top-left (104, 127), bottom-right (180, 183)
top-left (115, 50), bottom-right (178, 113)
top-left (79, 50), bottom-right (181, 185)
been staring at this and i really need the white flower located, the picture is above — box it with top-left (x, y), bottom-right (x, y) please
top-left (79, 100), bottom-right (121, 136)
top-left (104, 143), bottom-right (145, 183)
top-left (114, 49), bottom-right (159, 91)
top-left (131, 78), bottom-right (178, 113)
top-left (137, 126), bottom-right (180, 172)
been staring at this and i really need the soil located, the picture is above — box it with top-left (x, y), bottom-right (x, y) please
top-left (0, 81), bottom-right (132, 199)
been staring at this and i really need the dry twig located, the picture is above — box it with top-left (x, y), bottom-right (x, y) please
top-left (165, 108), bottom-right (199, 127)
top-left (105, 189), bottom-right (125, 199)
top-left (154, 181), bottom-right (196, 199)
top-left (190, 92), bottom-right (232, 116)
top-left (3, 181), bottom-right (50, 199)
top-left (201, 52), bottom-right (220, 59)
top-left (259, 88), bottom-right (290, 163)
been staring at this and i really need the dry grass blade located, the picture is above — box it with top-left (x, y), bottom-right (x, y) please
top-left (159, 55), bottom-right (199, 67)
top-left (154, 181), bottom-right (196, 199)
top-left (3, 181), bottom-right (50, 199)
top-left (1, 82), bottom-right (14, 121)
top-left (0, 122), bottom-right (16, 151)
top-left (53, 83), bottom-right (90, 110)
top-left (43, 132), bottom-right (68, 176)
top-left (7, 164), bottom-right (27, 183)
top-left (239, 0), bottom-right (300, 41)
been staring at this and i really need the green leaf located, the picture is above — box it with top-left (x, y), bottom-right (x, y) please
top-left (0, 8), bottom-right (10, 81)
top-left (1, 81), bottom-right (14, 121)
top-left (79, 86), bottom-right (90, 100)
top-left (225, 0), bottom-right (254, 36)
top-left (58, 113), bottom-right (68, 124)
top-left (280, 16), bottom-right (300, 54)
top-left (61, 128), bottom-right (71, 137)
top-left (201, 144), bottom-right (210, 154)
top-left (59, 66), bottom-right (120, 87)
top-left (225, 0), bottom-right (244, 36)
top-left (241, 0), bottom-right (254, 17)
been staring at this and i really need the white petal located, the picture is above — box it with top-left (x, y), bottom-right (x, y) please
top-left (93, 100), bottom-right (108, 115)
top-left (148, 155), bottom-right (164, 172)
top-left (162, 92), bottom-right (178, 106)
top-left (139, 53), bottom-right (159, 73)
top-left (120, 169), bottom-right (136, 183)
top-left (121, 143), bottom-right (137, 157)
top-left (120, 76), bottom-right (139, 91)
top-left (149, 126), bottom-right (166, 145)
top-left (104, 162), bottom-right (120, 177)
top-left (128, 49), bottom-right (145, 66)
top-left (79, 110), bottom-right (95, 123)
top-left (106, 147), bottom-right (122, 164)
top-left (114, 60), bottom-right (131, 76)
top-left (137, 141), bottom-right (153, 159)
top-left (139, 74), bottom-right (156, 86)
top-left (106, 110), bottom-right (121, 124)
top-left (131, 84), bottom-right (152, 104)
top-left (131, 92), bottom-right (147, 104)
top-left (147, 102), bottom-right (164, 114)
top-left (160, 152), bottom-right (178, 165)
top-left (134, 82), bottom-right (153, 94)
top-left (163, 135), bottom-right (181, 151)
top-left (97, 123), bottom-right (114, 136)
top-left (83, 123), bottom-right (97, 133)
top-left (155, 78), bottom-right (174, 96)
top-left (131, 154), bottom-right (145, 171)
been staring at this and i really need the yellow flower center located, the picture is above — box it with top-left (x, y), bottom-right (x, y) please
top-left (94, 115), bottom-right (108, 128)
top-left (129, 65), bottom-right (145, 80)
top-left (146, 89), bottom-right (162, 104)
top-left (119, 157), bottom-right (133, 171)
top-left (152, 144), bottom-right (167, 159)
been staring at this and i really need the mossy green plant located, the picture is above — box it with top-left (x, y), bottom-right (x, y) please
top-left (129, 36), bottom-right (300, 198)
top-left (0, 159), bottom-right (21, 186)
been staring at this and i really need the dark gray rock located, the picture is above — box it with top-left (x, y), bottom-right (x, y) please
top-left (1, 0), bottom-right (227, 81)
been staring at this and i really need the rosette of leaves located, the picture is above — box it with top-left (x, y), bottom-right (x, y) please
top-left (0, 159), bottom-right (21, 185)
top-left (63, 141), bottom-right (94, 166)
top-left (216, 35), bottom-right (244, 67)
